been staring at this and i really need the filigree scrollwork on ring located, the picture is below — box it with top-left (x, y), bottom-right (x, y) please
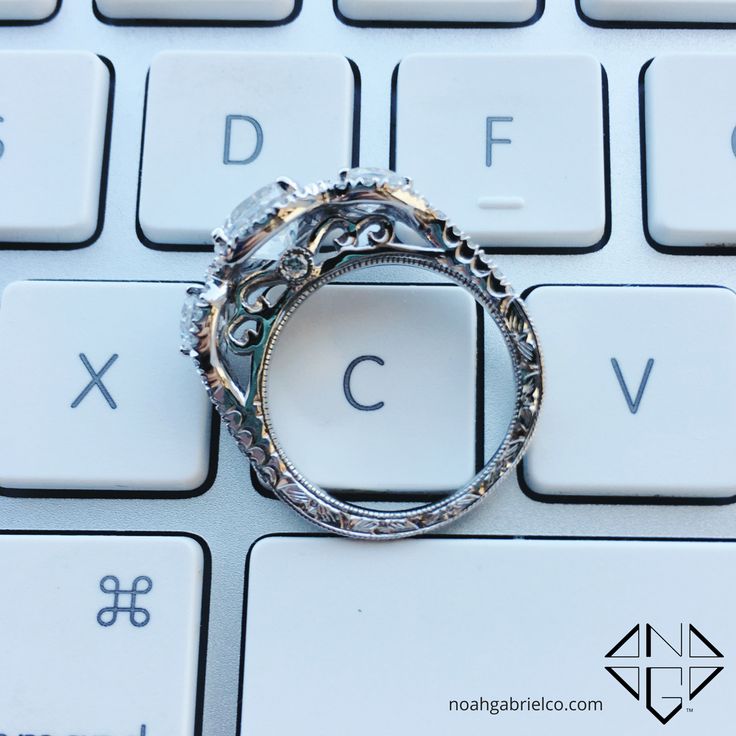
top-left (182, 168), bottom-right (544, 540)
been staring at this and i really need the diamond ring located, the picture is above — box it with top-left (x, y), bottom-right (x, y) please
top-left (181, 168), bottom-right (543, 540)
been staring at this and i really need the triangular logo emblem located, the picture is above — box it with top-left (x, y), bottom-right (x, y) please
top-left (689, 625), bottom-right (724, 658)
top-left (605, 624), bottom-right (640, 658)
top-left (689, 667), bottom-right (724, 699)
top-left (606, 666), bottom-right (640, 700)
top-left (605, 622), bottom-right (725, 724)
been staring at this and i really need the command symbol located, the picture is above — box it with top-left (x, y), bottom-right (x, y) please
top-left (97, 575), bottom-right (153, 628)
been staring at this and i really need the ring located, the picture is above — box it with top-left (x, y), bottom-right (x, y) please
top-left (181, 168), bottom-right (543, 540)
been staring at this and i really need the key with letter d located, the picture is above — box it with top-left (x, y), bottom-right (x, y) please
top-left (138, 52), bottom-right (356, 246)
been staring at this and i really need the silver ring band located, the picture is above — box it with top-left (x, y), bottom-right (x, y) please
top-left (181, 168), bottom-right (544, 539)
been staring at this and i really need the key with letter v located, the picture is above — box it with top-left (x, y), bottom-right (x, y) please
top-left (522, 285), bottom-right (736, 499)
top-left (610, 358), bottom-right (654, 415)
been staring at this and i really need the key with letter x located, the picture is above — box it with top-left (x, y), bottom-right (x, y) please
top-left (71, 353), bottom-right (119, 409)
top-left (0, 281), bottom-right (212, 494)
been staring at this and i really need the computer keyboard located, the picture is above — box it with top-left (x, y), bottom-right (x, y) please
top-left (2, 1), bottom-right (736, 734)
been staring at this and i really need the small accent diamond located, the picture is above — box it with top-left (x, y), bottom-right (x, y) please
top-left (279, 247), bottom-right (313, 283)
top-left (341, 167), bottom-right (410, 189)
top-left (180, 287), bottom-right (204, 353)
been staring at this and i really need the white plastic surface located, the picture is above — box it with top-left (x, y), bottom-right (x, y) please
top-left (580, 0), bottom-right (736, 23)
top-left (96, 0), bottom-right (296, 21)
top-left (0, 51), bottom-right (109, 243)
top-left (524, 285), bottom-right (736, 497)
top-left (242, 535), bottom-right (736, 734)
top-left (5, 4), bottom-right (736, 736)
top-left (0, 281), bottom-right (212, 492)
top-left (337, 0), bottom-right (537, 22)
top-left (0, 0), bottom-right (56, 20)
top-left (394, 54), bottom-right (607, 248)
top-left (266, 284), bottom-right (477, 492)
top-left (139, 52), bottom-right (355, 245)
top-left (0, 534), bottom-right (205, 735)
top-left (645, 55), bottom-right (736, 248)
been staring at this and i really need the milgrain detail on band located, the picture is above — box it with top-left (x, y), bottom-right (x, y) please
top-left (182, 168), bottom-right (543, 539)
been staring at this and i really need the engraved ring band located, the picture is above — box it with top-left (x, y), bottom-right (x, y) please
top-left (181, 168), bottom-right (544, 540)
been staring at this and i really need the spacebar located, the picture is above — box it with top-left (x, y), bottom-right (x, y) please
top-left (241, 536), bottom-right (732, 733)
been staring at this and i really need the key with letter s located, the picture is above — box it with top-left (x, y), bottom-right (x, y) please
top-left (0, 51), bottom-right (111, 245)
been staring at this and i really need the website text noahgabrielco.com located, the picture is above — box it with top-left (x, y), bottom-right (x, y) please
top-left (449, 696), bottom-right (604, 717)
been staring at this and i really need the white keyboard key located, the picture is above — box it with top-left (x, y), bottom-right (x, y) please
top-left (96, 0), bottom-right (296, 22)
top-left (0, 534), bottom-right (206, 735)
top-left (243, 536), bottom-right (735, 733)
top-left (524, 285), bottom-right (736, 498)
top-left (337, 0), bottom-right (538, 23)
top-left (139, 52), bottom-right (355, 246)
top-left (645, 55), bottom-right (736, 249)
top-left (0, 281), bottom-right (212, 493)
top-left (394, 54), bottom-right (607, 249)
top-left (580, 0), bottom-right (736, 23)
top-left (0, 52), bottom-right (110, 244)
top-left (0, 0), bottom-right (57, 20)
top-left (267, 284), bottom-right (477, 492)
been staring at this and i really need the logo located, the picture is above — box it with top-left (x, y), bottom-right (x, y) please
top-left (605, 623), bottom-right (724, 724)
